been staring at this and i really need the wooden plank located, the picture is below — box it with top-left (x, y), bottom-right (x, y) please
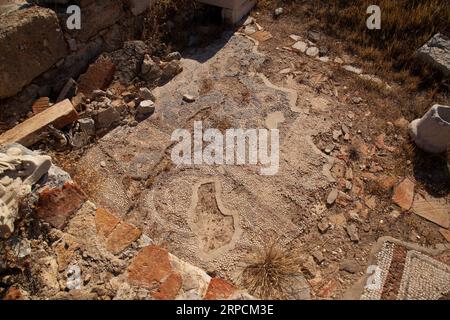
top-left (0, 99), bottom-right (78, 147)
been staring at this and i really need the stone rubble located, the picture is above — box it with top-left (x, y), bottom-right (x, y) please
top-left (0, 145), bottom-right (52, 238)
top-left (1, 2), bottom-right (449, 302)
top-left (0, 145), bottom-right (252, 300)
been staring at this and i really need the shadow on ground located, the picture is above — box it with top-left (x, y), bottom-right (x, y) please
top-left (413, 148), bottom-right (450, 197)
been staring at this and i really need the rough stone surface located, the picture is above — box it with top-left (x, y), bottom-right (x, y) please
top-left (152, 272), bottom-right (183, 300)
top-left (74, 34), bottom-right (337, 294)
top-left (306, 47), bottom-right (319, 57)
top-left (327, 188), bottom-right (338, 205)
top-left (0, 7), bottom-right (68, 98)
top-left (127, 245), bottom-right (182, 299)
top-left (95, 107), bottom-right (121, 129)
top-left (417, 33), bottom-right (450, 76)
top-left (128, 245), bottom-right (173, 288)
top-left (345, 224), bottom-right (360, 242)
top-left (64, 0), bottom-right (123, 42)
top-left (105, 41), bottom-right (147, 83)
top-left (95, 208), bottom-right (120, 238)
top-left (141, 54), bottom-right (162, 82)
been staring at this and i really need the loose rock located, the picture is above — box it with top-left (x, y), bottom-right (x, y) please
top-left (345, 224), bottom-right (360, 242)
top-left (327, 189), bottom-right (338, 205)
top-left (182, 94), bottom-right (196, 103)
top-left (139, 87), bottom-right (155, 101)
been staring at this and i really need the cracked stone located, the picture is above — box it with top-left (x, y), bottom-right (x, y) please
top-left (95, 107), bottom-right (121, 129)
top-left (127, 245), bottom-right (182, 299)
top-left (105, 222), bottom-right (142, 255)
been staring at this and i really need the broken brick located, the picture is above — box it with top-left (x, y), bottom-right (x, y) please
top-left (36, 182), bottom-right (87, 229)
top-left (127, 245), bottom-right (174, 288)
top-left (105, 222), bottom-right (141, 254)
top-left (392, 178), bottom-right (415, 211)
top-left (95, 208), bottom-right (120, 238)
top-left (126, 245), bottom-right (188, 299)
top-left (152, 272), bottom-right (183, 300)
top-left (203, 278), bottom-right (237, 300)
top-left (78, 58), bottom-right (116, 98)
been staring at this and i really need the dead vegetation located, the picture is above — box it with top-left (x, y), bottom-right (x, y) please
top-left (142, 0), bottom-right (224, 54)
top-left (240, 240), bottom-right (305, 299)
top-left (257, 0), bottom-right (450, 91)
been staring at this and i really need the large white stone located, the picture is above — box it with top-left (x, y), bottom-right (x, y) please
top-left (409, 104), bottom-right (450, 153)
top-left (0, 145), bottom-right (52, 238)
top-left (222, 0), bottom-right (256, 25)
top-left (198, 0), bottom-right (255, 25)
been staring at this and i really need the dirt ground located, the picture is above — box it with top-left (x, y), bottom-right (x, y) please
top-left (49, 10), bottom-right (449, 299)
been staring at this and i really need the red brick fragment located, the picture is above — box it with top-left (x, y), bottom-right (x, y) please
top-left (203, 278), bottom-right (237, 300)
top-left (152, 272), bottom-right (183, 300)
top-left (36, 182), bottom-right (87, 229)
top-left (127, 245), bottom-right (173, 288)
top-left (127, 245), bottom-right (183, 299)
top-left (78, 58), bottom-right (116, 98)
top-left (392, 178), bottom-right (415, 211)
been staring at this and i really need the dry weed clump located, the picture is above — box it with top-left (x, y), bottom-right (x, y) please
top-left (240, 240), bottom-right (305, 299)
top-left (142, 0), bottom-right (198, 53)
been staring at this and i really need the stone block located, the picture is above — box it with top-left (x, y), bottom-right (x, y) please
top-left (0, 7), bottom-right (68, 98)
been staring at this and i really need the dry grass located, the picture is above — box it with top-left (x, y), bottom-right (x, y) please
top-left (143, 0), bottom-right (199, 53)
top-left (257, 0), bottom-right (450, 90)
top-left (240, 240), bottom-right (304, 299)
